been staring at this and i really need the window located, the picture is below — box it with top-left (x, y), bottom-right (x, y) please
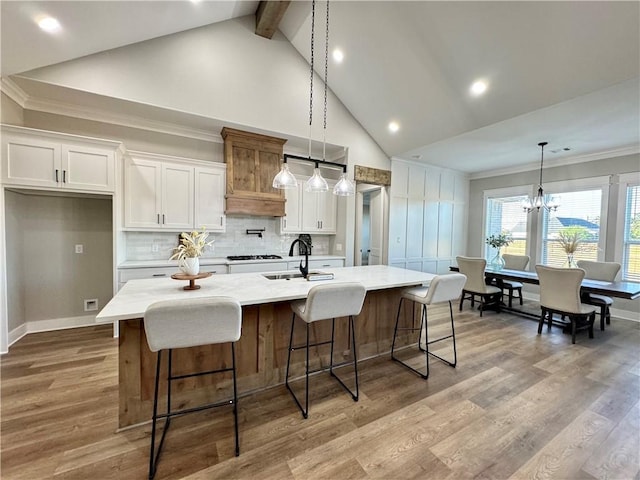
top-left (484, 194), bottom-right (529, 260)
top-left (622, 183), bottom-right (640, 281)
top-left (541, 188), bottom-right (604, 267)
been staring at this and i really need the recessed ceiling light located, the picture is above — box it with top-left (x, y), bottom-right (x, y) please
top-left (37, 16), bottom-right (61, 33)
top-left (333, 49), bottom-right (344, 63)
top-left (470, 80), bottom-right (488, 96)
top-left (388, 121), bottom-right (400, 133)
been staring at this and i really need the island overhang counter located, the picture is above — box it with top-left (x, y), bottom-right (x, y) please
top-left (97, 265), bottom-right (436, 428)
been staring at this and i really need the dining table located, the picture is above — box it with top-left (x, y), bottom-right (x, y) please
top-left (450, 265), bottom-right (640, 320)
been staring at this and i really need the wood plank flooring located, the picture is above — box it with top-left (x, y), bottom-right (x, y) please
top-left (1, 302), bottom-right (638, 479)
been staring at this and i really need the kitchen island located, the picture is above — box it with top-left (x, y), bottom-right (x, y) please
top-left (97, 265), bottom-right (436, 428)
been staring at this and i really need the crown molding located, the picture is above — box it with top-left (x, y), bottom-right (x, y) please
top-left (469, 145), bottom-right (640, 180)
top-left (0, 77), bottom-right (28, 107)
top-left (24, 95), bottom-right (222, 143)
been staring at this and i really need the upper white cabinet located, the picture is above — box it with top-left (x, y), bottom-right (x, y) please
top-left (1, 126), bottom-right (119, 193)
top-left (195, 166), bottom-right (226, 232)
top-left (280, 177), bottom-right (337, 234)
top-left (124, 151), bottom-right (226, 232)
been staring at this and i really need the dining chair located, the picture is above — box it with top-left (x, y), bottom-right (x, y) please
top-left (285, 282), bottom-right (366, 419)
top-left (500, 254), bottom-right (530, 307)
top-left (456, 256), bottom-right (502, 316)
top-left (391, 273), bottom-right (467, 379)
top-left (143, 297), bottom-right (242, 480)
top-left (535, 265), bottom-right (596, 344)
top-left (576, 260), bottom-right (621, 331)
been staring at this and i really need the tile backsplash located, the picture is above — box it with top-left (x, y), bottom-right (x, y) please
top-left (124, 216), bottom-right (330, 261)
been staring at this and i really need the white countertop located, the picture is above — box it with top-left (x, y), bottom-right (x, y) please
top-left (97, 265), bottom-right (435, 323)
top-left (118, 255), bottom-right (346, 269)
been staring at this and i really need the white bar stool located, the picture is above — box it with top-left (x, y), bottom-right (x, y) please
top-left (144, 296), bottom-right (242, 480)
top-left (285, 282), bottom-right (366, 419)
top-left (391, 273), bottom-right (467, 379)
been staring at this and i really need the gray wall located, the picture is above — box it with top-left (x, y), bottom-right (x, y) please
top-left (5, 190), bottom-right (113, 328)
top-left (468, 153), bottom-right (640, 317)
top-left (1, 92), bottom-right (24, 125)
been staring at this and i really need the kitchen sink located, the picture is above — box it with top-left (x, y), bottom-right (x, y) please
top-left (262, 272), bottom-right (305, 280)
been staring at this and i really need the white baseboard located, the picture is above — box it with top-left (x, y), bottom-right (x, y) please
top-left (7, 314), bottom-right (98, 349)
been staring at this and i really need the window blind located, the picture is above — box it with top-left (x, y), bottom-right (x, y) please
top-left (485, 195), bottom-right (529, 260)
top-left (623, 184), bottom-right (640, 281)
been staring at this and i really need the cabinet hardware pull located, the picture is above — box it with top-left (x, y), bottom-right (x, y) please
top-left (152, 274), bottom-right (166, 277)
top-left (62, 170), bottom-right (66, 183)
top-left (157, 214), bottom-right (160, 224)
top-left (283, 219), bottom-right (287, 228)
top-left (322, 264), bottom-right (330, 267)
top-left (220, 216), bottom-right (223, 226)
top-left (162, 214), bottom-right (165, 224)
top-left (55, 169), bottom-right (59, 182)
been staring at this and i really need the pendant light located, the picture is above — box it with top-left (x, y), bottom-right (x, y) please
top-left (304, 0), bottom-right (329, 193)
top-left (522, 142), bottom-right (560, 213)
top-left (272, 157), bottom-right (298, 189)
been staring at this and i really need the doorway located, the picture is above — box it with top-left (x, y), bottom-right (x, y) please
top-left (355, 184), bottom-right (384, 266)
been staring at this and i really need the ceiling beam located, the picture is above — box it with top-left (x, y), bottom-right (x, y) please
top-left (255, 1), bottom-right (291, 39)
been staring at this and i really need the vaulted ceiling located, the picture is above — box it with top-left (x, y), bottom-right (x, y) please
top-left (1, 1), bottom-right (638, 175)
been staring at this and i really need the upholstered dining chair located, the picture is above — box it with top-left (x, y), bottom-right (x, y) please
top-left (535, 265), bottom-right (596, 344)
top-left (144, 296), bottom-right (242, 480)
top-left (500, 254), bottom-right (530, 307)
top-left (456, 256), bottom-right (502, 316)
top-left (576, 260), bottom-right (621, 331)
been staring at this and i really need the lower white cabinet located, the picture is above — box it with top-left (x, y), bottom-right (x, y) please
top-left (228, 262), bottom-right (288, 274)
top-left (287, 258), bottom-right (345, 270)
top-left (118, 264), bottom-right (227, 290)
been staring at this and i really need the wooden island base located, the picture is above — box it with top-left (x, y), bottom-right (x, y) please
top-left (118, 287), bottom-right (418, 428)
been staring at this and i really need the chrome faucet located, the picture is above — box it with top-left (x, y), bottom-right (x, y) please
top-left (288, 239), bottom-right (310, 278)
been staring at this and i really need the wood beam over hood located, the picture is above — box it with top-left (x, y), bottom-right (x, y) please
top-left (255, 1), bottom-right (291, 39)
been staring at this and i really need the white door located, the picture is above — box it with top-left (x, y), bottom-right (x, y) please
top-left (368, 188), bottom-right (384, 265)
top-left (62, 145), bottom-right (115, 192)
top-left (1, 135), bottom-right (60, 189)
top-left (162, 164), bottom-right (194, 229)
top-left (124, 158), bottom-right (162, 228)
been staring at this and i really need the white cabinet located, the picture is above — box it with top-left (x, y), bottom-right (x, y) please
top-left (287, 258), bottom-right (344, 270)
top-left (1, 126), bottom-right (118, 193)
top-left (124, 152), bottom-right (226, 232)
top-left (280, 181), bottom-right (303, 233)
top-left (228, 262), bottom-right (288, 274)
top-left (124, 156), bottom-right (193, 230)
top-left (195, 165), bottom-right (226, 232)
top-left (281, 178), bottom-right (337, 234)
top-left (118, 263), bottom-right (227, 290)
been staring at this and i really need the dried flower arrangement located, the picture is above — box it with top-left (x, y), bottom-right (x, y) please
top-left (556, 230), bottom-right (583, 254)
top-left (169, 227), bottom-right (214, 261)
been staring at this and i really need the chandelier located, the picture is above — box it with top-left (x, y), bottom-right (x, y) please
top-left (522, 141), bottom-right (560, 213)
top-left (272, 0), bottom-right (355, 196)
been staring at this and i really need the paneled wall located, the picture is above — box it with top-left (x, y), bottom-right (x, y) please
top-left (388, 159), bottom-right (469, 273)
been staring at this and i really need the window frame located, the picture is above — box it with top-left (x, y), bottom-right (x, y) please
top-left (615, 172), bottom-right (640, 281)
top-left (535, 176), bottom-right (610, 266)
top-left (483, 185), bottom-right (533, 263)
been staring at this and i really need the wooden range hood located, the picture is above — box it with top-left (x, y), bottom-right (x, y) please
top-left (221, 127), bottom-right (287, 217)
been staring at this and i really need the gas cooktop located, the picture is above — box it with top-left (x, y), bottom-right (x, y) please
top-left (226, 255), bottom-right (283, 261)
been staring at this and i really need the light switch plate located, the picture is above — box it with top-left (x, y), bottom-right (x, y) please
top-left (75, 244), bottom-right (83, 254)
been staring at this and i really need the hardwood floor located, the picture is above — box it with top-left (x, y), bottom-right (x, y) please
top-left (2, 303), bottom-right (638, 479)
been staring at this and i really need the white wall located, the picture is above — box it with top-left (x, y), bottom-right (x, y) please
top-left (19, 15), bottom-right (390, 173)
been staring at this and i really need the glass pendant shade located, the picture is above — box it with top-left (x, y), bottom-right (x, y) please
top-left (305, 167), bottom-right (329, 192)
top-left (272, 162), bottom-right (298, 189)
top-left (333, 172), bottom-right (356, 196)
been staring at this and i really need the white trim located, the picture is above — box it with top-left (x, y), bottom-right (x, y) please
top-left (0, 77), bottom-right (28, 107)
top-left (483, 184), bottom-right (531, 199)
top-left (541, 175), bottom-right (611, 193)
top-left (615, 173), bottom-right (640, 278)
top-left (7, 315), bottom-right (100, 350)
top-left (0, 188), bottom-right (6, 354)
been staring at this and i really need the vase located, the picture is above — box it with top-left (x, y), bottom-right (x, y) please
top-left (563, 253), bottom-right (578, 268)
top-left (180, 257), bottom-right (200, 276)
top-left (490, 249), bottom-right (505, 270)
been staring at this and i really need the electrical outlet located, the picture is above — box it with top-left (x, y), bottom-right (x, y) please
top-left (152, 244), bottom-right (159, 253)
top-left (75, 244), bottom-right (83, 254)
top-left (336, 243), bottom-right (343, 251)
top-left (84, 299), bottom-right (98, 312)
